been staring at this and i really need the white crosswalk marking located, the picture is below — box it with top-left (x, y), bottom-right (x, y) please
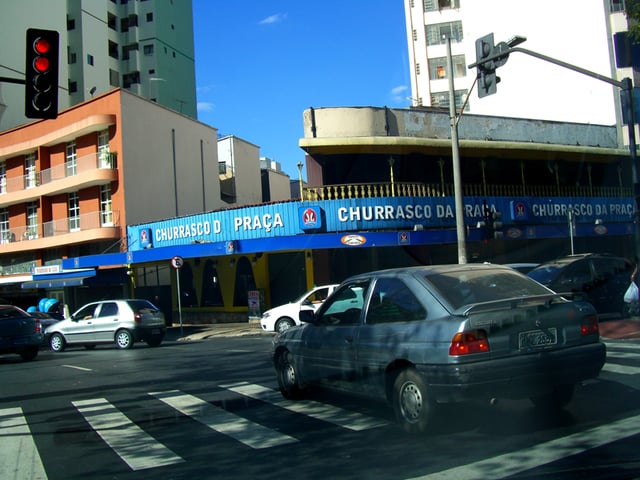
top-left (408, 412), bottom-right (640, 480)
top-left (0, 407), bottom-right (47, 480)
top-left (72, 398), bottom-right (184, 471)
top-left (222, 382), bottom-right (389, 431)
top-left (602, 363), bottom-right (640, 375)
top-left (150, 390), bottom-right (298, 449)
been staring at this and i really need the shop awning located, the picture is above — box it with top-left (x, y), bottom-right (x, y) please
top-left (22, 270), bottom-right (96, 289)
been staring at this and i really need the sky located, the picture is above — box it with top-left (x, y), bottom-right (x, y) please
top-left (191, 0), bottom-right (410, 180)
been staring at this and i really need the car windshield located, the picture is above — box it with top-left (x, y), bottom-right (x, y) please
top-left (427, 270), bottom-right (552, 310)
top-left (528, 265), bottom-right (564, 284)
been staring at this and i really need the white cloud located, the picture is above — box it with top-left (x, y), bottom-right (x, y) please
top-left (259, 13), bottom-right (287, 25)
top-left (391, 85), bottom-right (408, 95)
top-left (197, 102), bottom-right (215, 113)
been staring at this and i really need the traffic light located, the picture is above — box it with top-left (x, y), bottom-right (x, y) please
top-left (475, 34), bottom-right (499, 98)
top-left (491, 211), bottom-right (503, 239)
top-left (25, 28), bottom-right (59, 119)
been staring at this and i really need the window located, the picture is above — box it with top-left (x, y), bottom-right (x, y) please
top-left (431, 89), bottom-right (469, 110)
top-left (24, 153), bottom-right (37, 189)
top-left (101, 185), bottom-right (113, 226)
top-left (109, 69), bottom-right (119, 87)
top-left (26, 202), bottom-right (38, 239)
top-left (0, 161), bottom-right (6, 194)
top-left (0, 208), bottom-right (9, 243)
top-left (108, 13), bottom-right (117, 30)
top-left (122, 43), bottom-right (138, 61)
top-left (68, 192), bottom-right (80, 232)
top-left (68, 81), bottom-right (77, 93)
top-left (67, 17), bottom-right (75, 30)
top-left (143, 44), bottom-right (154, 55)
top-left (146, 12), bottom-right (153, 22)
top-left (366, 278), bottom-right (426, 324)
top-left (123, 71), bottom-right (140, 88)
top-left (610, 0), bottom-right (626, 12)
top-left (98, 130), bottom-right (113, 168)
top-left (424, 0), bottom-right (460, 11)
top-left (109, 41), bottom-right (119, 59)
top-left (426, 21), bottom-right (463, 45)
top-left (67, 48), bottom-right (77, 64)
top-left (98, 302), bottom-right (118, 317)
top-left (87, 54), bottom-right (94, 66)
top-left (428, 55), bottom-right (466, 79)
top-left (317, 281), bottom-right (369, 326)
top-left (66, 141), bottom-right (76, 176)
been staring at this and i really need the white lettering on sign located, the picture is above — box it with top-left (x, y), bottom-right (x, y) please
top-left (337, 204), bottom-right (434, 222)
top-left (233, 213), bottom-right (284, 232)
top-left (154, 221), bottom-right (216, 242)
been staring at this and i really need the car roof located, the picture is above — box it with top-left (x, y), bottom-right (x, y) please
top-left (343, 263), bottom-right (513, 282)
top-left (536, 253), bottom-right (629, 268)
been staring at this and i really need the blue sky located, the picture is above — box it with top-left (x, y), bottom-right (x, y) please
top-left (192, 0), bottom-right (410, 180)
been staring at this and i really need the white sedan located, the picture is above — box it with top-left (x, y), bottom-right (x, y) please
top-left (260, 284), bottom-right (338, 332)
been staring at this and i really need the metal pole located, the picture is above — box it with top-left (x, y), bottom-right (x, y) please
top-left (297, 161), bottom-right (304, 200)
top-left (447, 36), bottom-right (467, 264)
top-left (622, 78), bottom-right (640, 264)
top-left (176, 268), bottom-right (183, 336)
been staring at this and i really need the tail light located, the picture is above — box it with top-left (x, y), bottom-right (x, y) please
top-left (580, 314), bottom-right (599, 336)
top-left (35, 319), bottom-right (41, 333)
top-left (134, 312), bottom-right (142, 323)
top-left (449, 329), bottom-right (490, 355)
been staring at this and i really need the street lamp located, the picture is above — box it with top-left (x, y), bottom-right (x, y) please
top-left (297, 161), bottom-right (304, 200)
top-left (388, 157), bottom-right (395, 197)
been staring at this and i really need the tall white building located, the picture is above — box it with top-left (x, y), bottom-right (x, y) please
top-left (0, 0), bottom-right (196, 132)
top-left (404, 0), bottom-right (630, 130)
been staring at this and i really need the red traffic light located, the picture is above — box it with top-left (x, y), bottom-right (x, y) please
top-left (25, 28), bottom-right (59, 119)
top-left (33, 56), bottom-right (50, 73)
top-left (33, 37), bottom-right (50, 55)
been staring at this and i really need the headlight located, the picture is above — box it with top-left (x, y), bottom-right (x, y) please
top-left (262, 311), bottom-right (271, 319)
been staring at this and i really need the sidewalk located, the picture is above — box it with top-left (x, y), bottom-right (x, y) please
top-left (164, 318), bottom-right (640, 341)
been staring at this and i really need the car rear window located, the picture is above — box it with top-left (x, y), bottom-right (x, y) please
top-left (126, 300), bottom-right (157, 312)
top-left (427, 270), bottom-right (551, 310)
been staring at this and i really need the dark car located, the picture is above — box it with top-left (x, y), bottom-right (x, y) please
top-left (527, 253), bottom-right (634, 319)
top-left (29, 311), bottom-right (63, 345)
top-left (272, 264), bottom-right (606, 434)
top-left (0, 305), bottom-right (43, 361)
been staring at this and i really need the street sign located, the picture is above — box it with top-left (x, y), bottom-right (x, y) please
top-left (171, 256), bottom-right (184, 269)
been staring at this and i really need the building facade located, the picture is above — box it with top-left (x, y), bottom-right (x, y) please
top-left (403, 0), bottom-right (628, 129)
top-left (0, 0), bottom-right (196, 132)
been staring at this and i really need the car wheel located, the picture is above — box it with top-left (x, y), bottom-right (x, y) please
top-left (115, 329), bottom-right (134, 349)
top-left (392, 368), bottom-right (434, 434)
top-left (146, 334), bottom-right (164, 347)
top-left (530, 384), bottom-right (575, 410)
top-left (20, 347), bottom-right (38, 361)
top-left (276, 350), bottom-right (304, 399)
top-left (275, 317), bottom-right (295, 333)
top-left (49, 333), bottom-right (66, 352)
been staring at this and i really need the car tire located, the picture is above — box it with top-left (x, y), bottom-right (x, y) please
top-left (530, 384), bottom-right (575, 410)
top-left (392, 368), bottom-right (435, 434)
top-left (115, 329), bottom-right (134, 349)
top-left (275, 317), bottom-right (295, 333)
top-left (276, 350), bottom-right (304, 400)
top-left (146, 334), bottom-right (164, 347)
top-left (49, 333), bottom-right (66, 352)
top-left (20, 347), bottom-right (38, 361)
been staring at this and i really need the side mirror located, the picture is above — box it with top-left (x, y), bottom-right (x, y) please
top-left (299, 307), bottom-right (316, 324)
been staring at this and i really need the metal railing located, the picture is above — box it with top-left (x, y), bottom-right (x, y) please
top-left (0, 210), bottom-right (120, 244)
top-left (1, 151), bottom-right (117, 193)
top-left (301, 182), bottom-right (632, 201)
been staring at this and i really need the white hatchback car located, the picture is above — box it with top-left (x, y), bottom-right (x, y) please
top-left (260, 284), bottom-right (339, 332)
top-left (46, 299), bottom-right (166, 351)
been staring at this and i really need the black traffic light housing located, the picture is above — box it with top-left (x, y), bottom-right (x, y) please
top-left (25, 28), bottom-right (59, 119)
top-left (475, 34), bottom-right (500, 98)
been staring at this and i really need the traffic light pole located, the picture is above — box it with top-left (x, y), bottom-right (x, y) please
top-left (470, 40), bottom-right (640, 263)
top-left (0, 77), bottom-right (25, 85)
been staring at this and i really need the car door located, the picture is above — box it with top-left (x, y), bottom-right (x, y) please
top-left (300, 280), bottom-right (370, 383)
top-left (65, 303), bottom-right (99, 344)
top-left (91, 302), bottom-right (121, 342)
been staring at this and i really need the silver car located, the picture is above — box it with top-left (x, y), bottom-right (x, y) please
top-left (272, 264), bottom-right (606, 433)
top-left (47, 299), bottom-right (166, 351)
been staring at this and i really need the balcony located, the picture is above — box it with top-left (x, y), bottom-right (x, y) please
top-left (0, 152), bottom-right (118, 207)
top-left (0, 210), bottom-right (121, 254)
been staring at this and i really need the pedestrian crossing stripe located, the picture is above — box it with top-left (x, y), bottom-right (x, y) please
top-left (222, 381), bottom-right (389, 431)
top-left (150, 390), bottom-right (298, 449)
top-left (0, 407), bottom-right (47, 480)
top-left (72, 398), bottom-right (184, 471)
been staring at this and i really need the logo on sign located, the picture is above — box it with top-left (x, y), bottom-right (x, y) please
top-left (299, 206), bottom-right (322, 230)
top-left (510, 200), bottom-right (529, 221)
top-left (226, 240), bottom-right (236, 254)
top-left (341, 234), bottom-right (366, 246)
top-left (398, 232), bottom-right (409, 244)
top-left (139, 228), bottom-right (152, 248)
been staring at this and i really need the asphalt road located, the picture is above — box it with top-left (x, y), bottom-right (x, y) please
top-left (2, 335), bottom-right (640, 480)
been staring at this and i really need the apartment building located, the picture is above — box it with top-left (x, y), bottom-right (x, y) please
top-left (404, 0), bottom-right (628, 128)
top-left (0, 89), bottom-right (217, 308)
top-left (0, 0), bottom-right (196, 132)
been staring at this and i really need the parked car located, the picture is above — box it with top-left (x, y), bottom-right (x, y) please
top-left (504, 262), bottom-right (540, 274)
top-left (260, 284), bottom-right (339, 332)
top-left (527, 253), bottom-right (634, 319)
top-left (272, 264), bottom-right (606, 434)
top-left (46, 299), bottom-right (166, 351)
top-left (0, 305), bottom-right (43, 361)
top-left (29, 311), bottom-right (63, 345)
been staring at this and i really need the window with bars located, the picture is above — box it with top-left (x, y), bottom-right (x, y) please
top-left (0, 208), bottom-right (8, 243)
top-left (68, 192), bottom-right (80, 232)
top-left (428, 54), bottom-right (466, 79)
top-left (24, 153), bottom-right (37, 189)
top-left (66, 141), bottom-right (77, 176)
top-left (426, 21), bottom-right (463, 45)
top-left (101, 185), bottom-right (113, 226)
top-left (97, 130), bottom-right (113, 168)
top-left (424, 0), bottom-right (460, 11)
top-left (430, 89), bottom-right (469, 110)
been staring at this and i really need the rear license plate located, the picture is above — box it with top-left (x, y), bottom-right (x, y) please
top-left (519, 328), bottom-right (557, 349)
